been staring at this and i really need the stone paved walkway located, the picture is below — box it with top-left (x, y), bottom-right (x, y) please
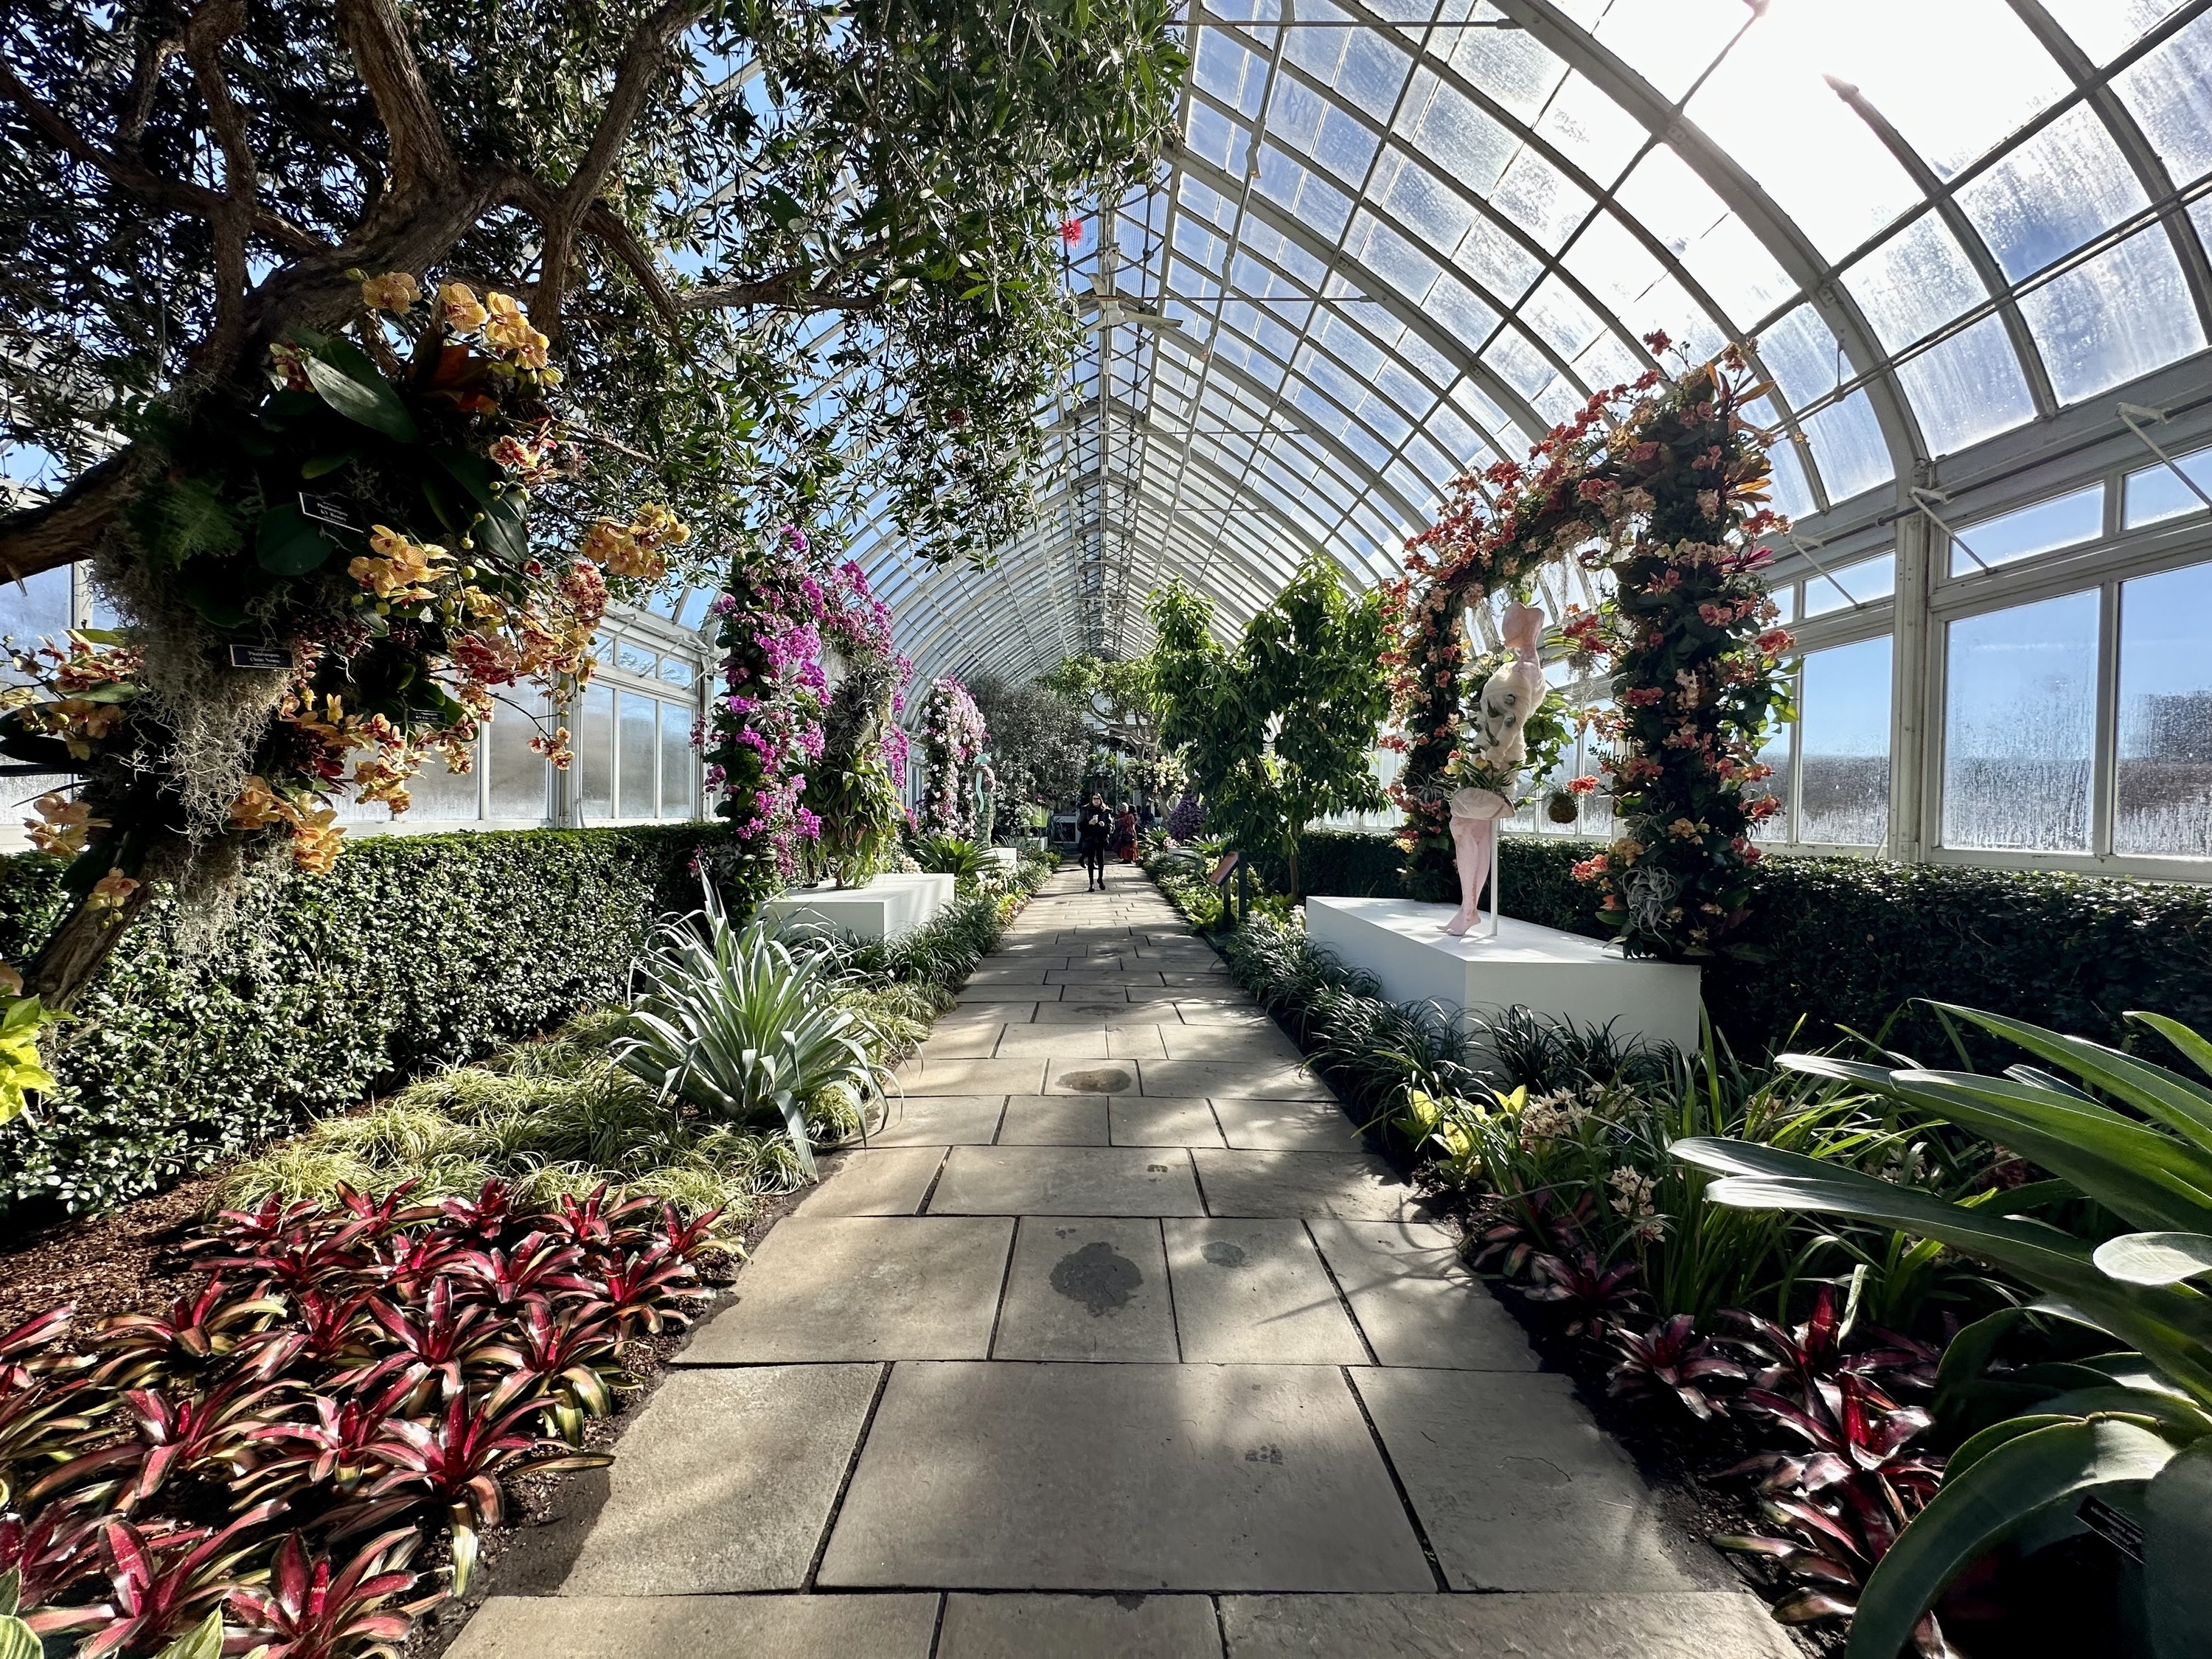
top-left (450, 866), bottom-right (1795, 1658)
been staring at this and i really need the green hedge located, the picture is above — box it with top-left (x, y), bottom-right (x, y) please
top-left (0, 825), bottom-right (740, 1217)
top-left (1263, 830), bottom-right (2212, 1061)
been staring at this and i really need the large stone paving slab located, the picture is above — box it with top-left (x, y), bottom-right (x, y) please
top-left (1156, 1025), bottom-right (1306, 1064)
top-left (1032, 999), bottom-right (1159, 1024)
top-left (1110, 1097), bottom-right (1225, 1147)
top-left (1352, 1369), bottom-right (1719, 1592)
top-left (1217, 1593), bottom-right (1798, 1659)
top-left (995, 1024), bottom-right (1113, 1058)
top-left (793, 1147), bottom-right (945, 1217)
top-left (867, 1096), bottom-right (1005, 1147)
top-left (938, 1593), bottom-right (1222, 1658)
top-left (930, 1146), bottom-right (1206, 1217)
top-left (1306, 1221), bottom-right (1537, 1370)
top-left (995, 1095), bottom-right (1112, 1145)
top-left (1210, 1097), bottom-right (1363, 1152)
top-left (448, 1595), bottom-right (939, 1658)
top-left (900, 1056), bottom-right (1051, 1093)
top-left (1194, 1150), bottom-right (1417, 1220)
top-left (1143, 1060), bottom-right (1333, 1099)
top-left (1164, 1219), bottom-right (1367, 1364)
top-left (681, 1217), bottom-right (1012, 1363)
top-left (557, 1366), bottom-right (879, 1593)
top-left (993, 1218), bottom-right (1178, 1362)
top-left (818, 1363), bottom-right (1434, 1591)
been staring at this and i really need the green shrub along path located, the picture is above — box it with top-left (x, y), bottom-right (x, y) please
top-left (0, 825), bottom-right (749, 1215)
top-left (442, 864), bottom-right (1795, 1659)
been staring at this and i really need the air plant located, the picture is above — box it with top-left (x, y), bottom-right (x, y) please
top-left (1607, 1315), bottom-right (1749, 1420)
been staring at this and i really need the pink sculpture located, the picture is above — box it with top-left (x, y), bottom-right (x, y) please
top-left (1441, 601), bottom-right (1547, 939)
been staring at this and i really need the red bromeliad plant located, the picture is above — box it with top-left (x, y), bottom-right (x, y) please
top-left (1388, 340), bottom-right (1794, 960)
top-left (0, 1178), bottom-right (710, 1650)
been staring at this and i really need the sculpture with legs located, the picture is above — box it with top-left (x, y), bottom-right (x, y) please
top-left (1439, 599), bottom-right (1547, 939)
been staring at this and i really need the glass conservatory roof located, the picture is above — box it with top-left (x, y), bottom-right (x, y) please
top-left (847, 0), bottom-right (2212, 686)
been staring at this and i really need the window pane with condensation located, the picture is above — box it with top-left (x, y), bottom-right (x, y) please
top-left (660, 699), bottom-right (696, 820)
top-left (487, 689), bottom-right (549, 821)
top-left (2117, 559), bottom-right (2212, 856)
top-left (1896, 315), bottom-right (2037, 457)
top-left (1951, 484), bottom-right (2104, 577)
top-left (1943, 591), bottom-right (2099, 851)
top-left (580, 684), bottom-right (615, 822)
top-left (2124, 446), bottom-right (2212, 528)
top-left (2115, 12), bottom-right (2212, 183)
top-left (2019, 225), bottom-right (2205, 405)
top-left (1800, 636), bottom-right (1893, 846)
top-left (2042, 0), bottom-right (2187, 64)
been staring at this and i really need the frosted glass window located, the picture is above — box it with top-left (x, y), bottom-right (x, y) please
top-left (2044, 0), bottom-right (2185, 63)
top-left (1943, 591), bottom-right (2098, 851)
top-left (618, 692), bottom-right (657, 819)
top-left (1447, 11), bottom-right (1568, 123)
top-left (1685, 18), bottom-right (1921, 260)
top-left (1534, 72), bottom-right (1646, 187)
top-left (487, 690), bottom-right (549, 821)
top-left (1951, 484), bottom-right (2104, 577)
top-left (1956, 107), bottom-right (2146, 282)
top-left (1750, 715), bottom-right (1792, 843)
top-left (1801, 391), bottom-right (1896, 504)
top-left (660, 658), bottom-right (695, 689)
top-left (408, 744), bottom-right (481, 821)
top-left (1799, 636), bottom-right (1893, 846)
top-left (2117, 560), bottom-right (2212, 856)
top-left (1763, 427), bottom-right (1816, 521)
top-left (1759, 305), bottom-right (1854, 409)
top-left (580, 684), bottom-right (615, 822)
top-left (1398, 74), bottom-right (1514, 198)
top-left (616, 641), bottom-right (658, 677)
top-left (2018, 226), bottom-right (2205, 406)
top-left (1844, 215), bottom-right (1986, 355)
top-left (1492, 150), bottom-right (1593, 252)
top-left (2124, 447), bottom-right (2212, 528)
top-left (1896, 315), bottom-right (2036, 457)
top-left (659, 700), bottom-right (696, 820)
top-left (2116, 13), bottom-right (2212, 184)
top-left (0, 566), bottom-right (71, 675)
top-left (1804, 552), bottom-right (1895, 617)
top-left (1197, 30), bottom-right (1266, 116)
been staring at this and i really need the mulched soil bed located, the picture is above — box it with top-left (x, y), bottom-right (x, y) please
top-left (0, 1166), bottom-right (228, 1335)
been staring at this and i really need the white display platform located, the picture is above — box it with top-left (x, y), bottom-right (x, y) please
top-left (761, 872), bottom-right (956, 942)
top-left (981, 846), bottom-right (1018, 875)
top-left (1305, 897), bottom-right (1702, 1052)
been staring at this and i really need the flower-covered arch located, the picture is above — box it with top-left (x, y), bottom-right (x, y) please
top-left (916, 678), bottom-right (989, 838)
top-left (1390, 341), bottom-right (1796, 961)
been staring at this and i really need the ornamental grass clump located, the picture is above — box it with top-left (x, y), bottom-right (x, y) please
top-left (613, 889), bottom-right (888, 1182)
top-left (0, 1177), bottom-right (712, 1654)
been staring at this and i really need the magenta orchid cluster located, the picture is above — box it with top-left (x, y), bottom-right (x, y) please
top-left (703, 529), bottom-right (908, 886)
top-left (915, 676), bottom-right (989, 837)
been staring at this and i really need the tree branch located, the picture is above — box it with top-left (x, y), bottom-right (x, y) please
top-left (529, 0), bottom-right (706, 335)
top-left (678, 269), bottom-right (886, 313)
top-left (0, 55), bottom-right (324, 255)
top-left (0, 451), bottom-right (144, 585)
top-left (333, 0), bottom-right (457, 212)
top-left (184, 0), bottom-right (257, 364)
top-left (117, 31), bottom-right (183, 148)
top-left (582, 201), bottom-right (679, 326)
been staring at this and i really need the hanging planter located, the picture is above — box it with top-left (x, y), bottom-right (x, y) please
top-left (0, 274), bottom-right (683, 1006)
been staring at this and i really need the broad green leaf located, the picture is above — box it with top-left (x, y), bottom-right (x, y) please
top-left (152, 1610), bottom-right (226, 1659)
top-left (2097, 1231), bottom-right (2212, 1287)
top-left (1846, 1418), bottom-right (2177, 1659)
top-left (2133, 1011), bottom-right (2212, 1091)
top-left (1928, 1002), bottom-right (2212, 1153)
top-left (0, 1616), bottom-right (35, 1659)
top-left (302, 346), bottom-right (418, 442)
top-left (255, 501), bottom-right (335, 577)
top-left (2144, 1438), bottom-right (2212, 1659)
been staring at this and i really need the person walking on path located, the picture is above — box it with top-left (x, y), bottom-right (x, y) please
top-left (1113, 801), bottom-right (1139, 864)
top-left (1077, 792), bottom-right (1113, 890)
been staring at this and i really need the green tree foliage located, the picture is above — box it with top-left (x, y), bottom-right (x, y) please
top-left (0, 0), bottom-right (1184, 577)
top-left (1148, 557), bottom-right (1391, 898)
top-left (967, 673), bottom-right (1088, 810)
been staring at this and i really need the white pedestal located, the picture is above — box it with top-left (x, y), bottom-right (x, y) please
top-left (981, 847), bottom-right (1018, 875)
top-left (1304, 897), bottom-right (1703, 1052)
top-left (761, 872), bottom-right (956, 942)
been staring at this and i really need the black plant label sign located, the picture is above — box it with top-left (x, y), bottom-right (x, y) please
top-left (227, 644), bottom-right (292, 671)
top-left (2079, 1493), bottom-right (2145, 1564)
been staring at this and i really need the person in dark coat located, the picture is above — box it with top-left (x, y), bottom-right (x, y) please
top-left (1077, 793), bottom-right (1113, 891)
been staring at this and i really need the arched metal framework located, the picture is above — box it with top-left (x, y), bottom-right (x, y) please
top-left (837, 0), bottom-right (2212, 692)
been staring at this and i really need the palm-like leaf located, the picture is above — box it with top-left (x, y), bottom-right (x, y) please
top-left (613, 889), bottom-right (887, 1180)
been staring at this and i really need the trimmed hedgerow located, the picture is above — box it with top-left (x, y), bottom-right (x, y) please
top-left (1235, 829), bottom-right (2212, 1061)
top-left (0, 824), bottom-right (749, 1217)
